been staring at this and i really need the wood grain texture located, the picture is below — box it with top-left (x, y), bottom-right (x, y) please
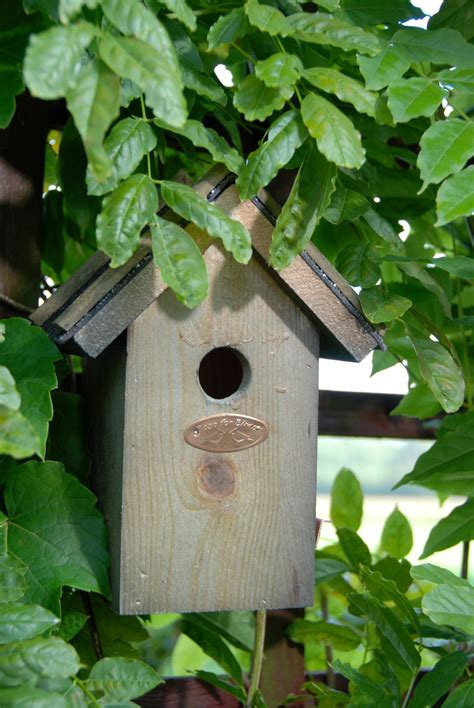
top-left (30, 251), bottom-right (109, 326)
top-left (114, 245), bottom-right (319, 613)
top-left (62, 257), bottom-right (165, 357)
top-left (86, 335), bottom-right (127, 595)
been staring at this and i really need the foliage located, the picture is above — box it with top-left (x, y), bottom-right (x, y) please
top-left (290, 471), bottom-right (474, 707)
top-left (0, 0), bottom-right (473, 705)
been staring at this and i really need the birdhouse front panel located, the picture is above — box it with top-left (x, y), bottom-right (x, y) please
top-left (97, 244), bottom-right (319, 614)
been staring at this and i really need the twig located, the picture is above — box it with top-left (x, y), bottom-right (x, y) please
top-left (0, 292), bottom-right (34, 314)
top-left (461, 541), bottom-right (470, 580)
top-left (246, 609), bottom-right (267, 707)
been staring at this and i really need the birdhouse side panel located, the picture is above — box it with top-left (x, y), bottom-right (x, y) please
top-left (118, 246), bottom-right (319, 614)
top-left (86, 335), bottom-right (128, 597)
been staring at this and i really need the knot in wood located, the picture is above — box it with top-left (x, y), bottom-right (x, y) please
top-left (196, 455), bottom-right (237, 500)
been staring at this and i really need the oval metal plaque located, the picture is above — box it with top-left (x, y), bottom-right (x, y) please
top-left (184, 413), bottom-right (269, 453)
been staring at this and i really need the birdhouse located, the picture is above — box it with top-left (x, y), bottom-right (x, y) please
top-left (31, 167), bottom-right (382, 615)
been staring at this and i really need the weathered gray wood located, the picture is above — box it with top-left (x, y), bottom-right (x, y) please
top-left (30, 251), bottom-right (109, 326)
top-left (103, 245), bottom-right (319, 614)
top-left (86, 335), bottom-right (127, 596)
top-left (31, 167), bottom-right (380, 362)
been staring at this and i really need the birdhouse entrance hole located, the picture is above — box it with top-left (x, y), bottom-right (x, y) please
top-left (198, 347), bottom-right (248, 399)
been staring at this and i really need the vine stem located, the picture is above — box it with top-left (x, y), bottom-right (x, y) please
top-left (140, 94), bottom-right (153, 180)
top-left (246, 609), bottom-right (267, 707)
top-left (401, 672), bottom-right (418, 708)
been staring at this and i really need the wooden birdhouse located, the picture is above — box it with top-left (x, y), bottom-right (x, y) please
top-left (31, 168), bottom-right (382, 615)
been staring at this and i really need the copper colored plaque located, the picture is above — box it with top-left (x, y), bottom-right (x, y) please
top-left (184, 413), bottom-right (269, 453)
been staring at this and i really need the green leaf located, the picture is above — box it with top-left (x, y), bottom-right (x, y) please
top-left (359, 287), bottom-right (411, 323)
top-left (96, 174), bottom-right (158, 268)
top-left (236, 110), bottom-right (307, 199)
top-left (269, 144), bottom-right (337, 270)
top-left (330, 468), bottom-right (363, 532)
top-left (357, 42), bottom-right (410, 90)
top-left (410, 652), bottom-right (470, 708)
top-left (373, 557), bottom-right (412, 593)
top-left (421, 498), bottom-right (474, 558)
top-left (391, 27), bottom-right (474, 68)
top-left (0, 366), bottom-right (20, 410)
top-left (438, 67), bottom-right (474, 92)
top-left (182, 618), bottom-right (243, 686)
top-left (337, 529), bottom-right (371, 568)
top-left (58, 0), bottom-right (99, 23)
top-left (443, 679), bottom-right (474, 707)
top-left (381, 507), bottom-right (413, 559)
top-left (0, 70), bottom-right (24, 129)
top-left (98, 33), bottom-right (186, 128)
top-left (86, 657), bottom-right (162, 700)
top-left (245, 0), bottom-right (294, 36)
top-left (304, 68), bottom-right (378, 117)
top-left (315, 557), bottom-right (351, 586)
top-left (341, 0), bottom-right (424, 24)
top-left (395, 420), bottom-right (474, 496)
top-left (363, 208), bottom-right (404, 252)
top-left (207, 8), bottom-right (250, 49)
top-left (233, 74), bottom-right (293, 122)
top-left (336, 243), bottom-right (380, 287)
top-left (57, 611), bottom-right (89, 642)
top-left (390, 383), bottom-right (442, 419)
top-left (288, 12), bottom-right (380, 56)
top-left (289, 619), bottom-right (361, 651)
top-left (0, 685), bottom-right (70, 707)
top-left (255, 53), bottom-right (302, 88)
top-left (160, 181), bottom-right (252, 264)
top-left (396, 260), bottom-right (452, 318)
top-left (436, 167), bottom-right (474, 227)
top-left (417, 118), bottom-right (474, 188)
top-left (102, 0), bottom-right (181, 65)
top-left (4, 461), bottom-right (110, 614)
top-left (0, 550), bottom-right (28, 604)
top-left (437, 411), bottom-right (474, 438)
top-left (158, 119), bottom-right (243, 174)
top-left (66, 58), bottom-right (121, 182)
top-left (359, 568), bottom-right (418, 630)
top-left (323, 186), bottom-right (369, 223)
top-left (331, 659), bottom-right (394, 708)
top-left (434, 254), bottom-right (474, 280)
top-left (179, 60), bottom-right (226, 105)
top-left (158, 0), bottom-right (196, 32)
top-left (85, 594), bottom-right (147, 659)
top-left (150, 215), bottom-right (208, 309)
top-left (301, 93), bottom-right (365, 169)
top-left (387, 77), bottom-right (445, 123)
top-left (0, 407), bottom-right (40, 460)
top-left (0, 636), bottom-right (80, 688)
top-left (188, 612), bottom-right (254, 652)
top-left (410, 335), bottom-right (465, 414)
top-left (348, 593), bottom-right (420, 672)
top-left (86, 118), bottom-right (157, 196)
top-left (0, 604), bottom-right (59, 644)
top-left (0, 319), bottom-right (60, 459)
top-left (411, 563), bottom-right (471, 589)
top-left (422, 584), bottom-right (474, 635)
top-left (194, 671), bottom-right (247, 703)
top-left (315, 0), bottom-right (339, 9)
top-left (23, 22), bottom-right (96, 99)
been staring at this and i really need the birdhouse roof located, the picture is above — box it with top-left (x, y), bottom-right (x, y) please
top-left (31, 167), bottom-right (383, 361)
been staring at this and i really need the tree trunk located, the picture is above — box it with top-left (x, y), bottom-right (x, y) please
top-left (0, 93), bottom-right (49, 317)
